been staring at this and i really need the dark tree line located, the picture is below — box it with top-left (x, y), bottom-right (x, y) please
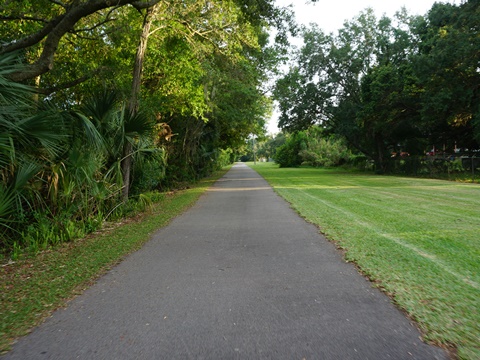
top-left (274, 1), bottom-right (480, 172)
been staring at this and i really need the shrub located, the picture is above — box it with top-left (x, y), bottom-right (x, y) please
top-left (300, 136), bottom-right (352, 167)
top-left (275, 132), bottom-right (307, 167)
top-left (131, 149), bottom-right (167, 195)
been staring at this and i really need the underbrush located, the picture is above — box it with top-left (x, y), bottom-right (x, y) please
top-left (2, 190), bottom-right (170, 262)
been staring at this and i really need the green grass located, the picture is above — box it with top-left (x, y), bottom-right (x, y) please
top-left (249, 162), bottom-right (479, 359)
top-left (0, 168), bottom-right (229, 354)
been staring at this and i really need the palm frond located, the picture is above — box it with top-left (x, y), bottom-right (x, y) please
top-left (0, 160), bottom-right (40, 231)
top-left (70, 111), bottom-right (107, 152)
top-left (80, 90), bottom-right (119, 125)
top-left (0, 184), bottom-right (17, 220)
top-left (123, 109), bottom-right (155, 137)
top-left (16, 111), bottom-right (68, 157)
top-left (0, 132), bottom-right (14, 169)
top-left (0, 52), bottom-right (34, 111)
top-left (14, 160), bottom-right (42, 190)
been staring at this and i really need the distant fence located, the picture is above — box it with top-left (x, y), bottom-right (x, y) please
top-left (386, 155), bottom-right (480, 182)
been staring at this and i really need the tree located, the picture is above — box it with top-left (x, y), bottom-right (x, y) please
top-left (299, 127), bottom-right (353, 167)
top-left (274, 10), bottom-right (395, 166)
top-left (275, 132), bottom-right (307, 167)
top-left (0, 0), bottom-right (163, 82)
top-left (121, 3), bottom-right (158, 200)
top-left (413, 0), bottom-right (480, 150)
top-left (256, 133), bottom-right (286, 161)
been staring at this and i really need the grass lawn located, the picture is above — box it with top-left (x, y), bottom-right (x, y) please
top-left (249, 162), bottom-right (479, 359)
top-left (0, 168), bottom-right (229, 354)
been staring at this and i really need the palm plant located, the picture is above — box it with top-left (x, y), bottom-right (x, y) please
top-left (78, 90), bottom-right (156, 199)
top-left (0, 53), bottom-right (67, 247)
top-left (1, 57), bottom-right (158, 254)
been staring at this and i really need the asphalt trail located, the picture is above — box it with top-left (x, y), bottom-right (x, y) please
top-left (3, 163), bottom-right (448, 359)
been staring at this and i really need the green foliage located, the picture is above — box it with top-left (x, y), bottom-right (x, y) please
top-left (0, 54), bottom-right (68, 247)
top-left (275, 132), bottom-right (307, 167)
top-left (299, 128), bottom-right (353, 167)
top-left (255, 133), bottom-right (286, 161)
top-left (216, 148), bottom-right (235, 170)
top-left (131, 148), bottom-right (167, 195)
top-left (415, 1), bottom-right (480, 148)
top-left (0, 68), bottom-right (159, 254)
top-left (273, 68), bottom-right (323, 132)
top-left (273, 128), bottom-right (353, 168)
top-left (0, 0), bottom-right (293, 255)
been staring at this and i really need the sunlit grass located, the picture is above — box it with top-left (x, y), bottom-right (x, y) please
top-left (249, 162), bottom-right (479, 359)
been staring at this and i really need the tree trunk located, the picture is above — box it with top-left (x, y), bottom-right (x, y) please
top-left (374, 134), bottom-right (387, 174)
top-left (128, 5), bottom-right (157, 116)
top-left (121, 4), bottom-right (158, 200)
top-left (121, 142), bottom-right (134, 200)
top-left (33, 75), bottom-right (41, 103)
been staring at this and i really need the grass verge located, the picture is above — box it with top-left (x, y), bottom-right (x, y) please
top-left (0, 168), bottom-right (229, 354)
top-left (249, 162), bottom-right (479, 360)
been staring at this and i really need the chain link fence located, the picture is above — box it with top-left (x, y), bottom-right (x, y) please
top-left (386, 155), bottom-right (480, 182)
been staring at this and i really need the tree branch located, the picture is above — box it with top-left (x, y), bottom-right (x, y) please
top-left (131, 0), bottom-right (164, 11)
top-left (70, 17), bottom-right (117, 34)
top-left (176, 20), bottom-right (223, 53)
top-left (48, 0), bottom-right (67, 8)
top-left (1, 16), bottom-right (64, 54)
top-left (70, 6), bottom-right (119, 33)
top-left (3, 0), bottom-right (161, 82)
top-left (36, 66), bottom-right (107, 95)
top-left (0, 15), bottom-right (49, 23)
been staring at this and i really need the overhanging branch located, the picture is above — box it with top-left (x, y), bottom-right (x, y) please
top-left (2, 0), bottom-right (162, 82)
top-left (0, 15), bottom-right (49, 23)
top-left (36, 66), bottom-right (107, 95)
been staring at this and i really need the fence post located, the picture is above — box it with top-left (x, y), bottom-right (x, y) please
top-left (473, 156), bottom-right (476, 182)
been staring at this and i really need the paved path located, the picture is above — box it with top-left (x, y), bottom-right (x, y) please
top-left (4, 164), bottom-right (447, 359)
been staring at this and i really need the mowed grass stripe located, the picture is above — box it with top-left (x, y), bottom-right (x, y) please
top-left (339, 189), bottom-right (478, 234)
top-left (279, 178), bottom-right (479, 281)
top-left (274, 174), bottom-right (479, 286)
top-left (249, 163), bottom-right (480, 359)
top-left (325, 186), bottom-right (479, 270)
top-left (291, 187), bottom-right (478, 290)
top-left (284, 171), bottom-right (479, 206)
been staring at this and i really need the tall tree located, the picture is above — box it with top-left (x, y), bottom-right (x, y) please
top-left (274, 6), bottom-right (467, 170)
top-left (414, 0), bottom-right (480, 149)
top-left (121, 3), bottom-right (159, 200)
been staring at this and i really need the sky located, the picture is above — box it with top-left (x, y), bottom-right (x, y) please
top-left (266, 0), bottom-right (458, 134)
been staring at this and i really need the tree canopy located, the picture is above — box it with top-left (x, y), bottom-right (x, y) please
top-left (273, 0), bottom-right (480, 171)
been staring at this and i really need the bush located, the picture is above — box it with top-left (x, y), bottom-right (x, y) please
top-left (275, 127), bottom-right (353, 168)
top-left (275, 132), bottom-right (307, 167)
top-left (216, 148), bottom-right (234, 169)
top-left (131, 149), bottom-right (167, 195)
top-left (300, 136), bottom-right (352, 167)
